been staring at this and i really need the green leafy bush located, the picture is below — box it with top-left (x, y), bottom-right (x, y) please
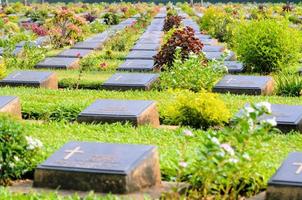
top-left (199, 6), bottom-right (235, 42)
top-left (4, 44), bottom-right (47, 69)
top-left (89, 21), bottom-right (107, 34)
top-left (275, 72), bottom-right (302, 97)
top-left (159, 49), bottom-right (226, 92)
top-left (103, 13), bottom-right (120, 25)
top-left (162, 90), bottom-right (230, 129)
top-left (232, 19), bottom-right (302, 73)
top-left (0, 115), bottom-right (42, 185)
top-left (188, 102), bottom-right (277, 199)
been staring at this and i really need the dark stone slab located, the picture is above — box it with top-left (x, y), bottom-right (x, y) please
top-left (199, 38), bottom-right (218, 45)
top-left (132, 43), bottom-right (160, 51)
top-left (72, 41), bottom-right (104, 50)
top-left (102, 73), bottom-right (159, 91)
top-left (126, 51), bottom-right (157, 60)
top-left (12, 47), bottom-right (23, 56)
top-left (35, 57), bottom-right (80, 69)
top-left (57, 49), bottom-right (93, 58)
top-left (0, 96), bottom-right (21, 119)
top-left (203, 45), bottom-right (224, 52)
top-left (224, 61), bottom-right (244, 73)
top-left (213, 75), bottom-right (274, 95)
top-left (204, 51), bottom-right (235, 61)
top-left (240, 104), bottom-right (302, 132)
top-left (154, 13), bottom-right (166, 18)
top-left (195, 33), bottom-right (211, 39)
top-left (0, 71), bottom-right (58, 89)
top-left (117, 60), bottom-right (155, 72)
top-left (136, 38), bottom-right (161, 44)
top-left (34, 141), bottom-right (161, 193)
top-left (77, 99), bottom-right (160, 127)
top-left (266, 152), bottom-right (302, 200)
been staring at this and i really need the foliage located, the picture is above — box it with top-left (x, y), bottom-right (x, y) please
top-left (275, 72), bottom-right (302, 97)
top-left (46, 9), bottom-right (87, 48)
top-left (4, 44), bottom-right (47, 69)
top-left (159, 49), bottom-right (226, 92)
top-left (23, 23), bottom-right (48, 36)
top-left (154, 26), bottom-right (203, 70)
top-left (163, 14), bottom-right (183, 32)
top-left (0, 59), bottom-right (6, 79)
top-left (162, 90), bottom-right (230, 129)
top-left (25, 9), bottom-right (48, 22)
top-left (103, 13), bottom-right (121, 25)
top-left (0, 115), bottom-right (42, 186)
top-left (199, 6), bottom-right (235, 42)
top-left (84, 12), bottom-right (97, 23)
top-left (232, 19), bottom-right (302, 74)
top-left (89, 21), bottom-right (107, 34)
top-left (189, 102), bottom-right (278, 199)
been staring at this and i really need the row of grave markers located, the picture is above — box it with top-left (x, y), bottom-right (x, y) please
top-left (1, 8), bottom-right (302, 198)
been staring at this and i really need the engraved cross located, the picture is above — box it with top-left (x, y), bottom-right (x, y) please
top-left (64, 146), bottom-right (84, 160)
top-left (226, 77), bottom-right (236, 84)
top-left (115, 75), bottom-right (123, 81)
top-left (293, 162), bottom-right (302, 174)
top-left (12, 73), bottom-right (21, 79)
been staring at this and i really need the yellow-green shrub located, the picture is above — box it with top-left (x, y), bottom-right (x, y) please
top-left (0, 60), bottom-right (6, 79)
top-left (161, 90), bottom-right (230, 129)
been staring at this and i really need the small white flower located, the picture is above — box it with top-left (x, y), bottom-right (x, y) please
top-left (242, 153), bottom-right (251, 161)
top-left (211, 137), bottom-right (220, 145)
top-left (9, 163), bottom-right (15, 168)
top-left (14, 156), bottom-right (20, 162)
top-left (228, 158), bottom-right (239, 163)
top-left (183, 129), bottom-right (194, 137)
top-left (179, 161), bottom-right (188, 168)
top-left (217, 151), bottom-right (225, 157)
top-left (247, 118), bottom-right (254, 130)
top-left (255, 102), bottom-right (272, 113)
top-left (220, 143), bottom-right (235, 156)
top-left (261, 117), bottom-right (277, 127)
top-left (26, 136), bottom-right (43, 150)
top-left (244, 106), bottom-right (255, 116)
top-left (176, 46), bottom-right (182, 50)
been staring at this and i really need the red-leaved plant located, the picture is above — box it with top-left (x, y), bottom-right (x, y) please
top-left (154, 26), bottom-right (204, 70)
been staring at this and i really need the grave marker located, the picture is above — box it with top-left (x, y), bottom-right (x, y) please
top-left (57, 49), bottom-right (93, 58)
top-left (72, 41), bottom-right (104, 50)
top-left (35, 57), bottom-right (80, 69)
top-left (224, 61), bottom-right (244, 73)
top-left (266, 152), bottom-right (302, 200)
top-left (213, 75), bottom-right (274, 95)
top-left (0, 71), bottom-right (58, 89)
top-left (102, 73), bottom-right (159, 90)
top-left (126, 51), bottom-right (157, 60)
top-left (0, 96), bottom-right (21, 118)
top-left (77, 99), bottom-right (160, 127)
top-left (131, 43), bottom-right (160, 51)
top-left (117, 59), bottom-right (155, 72)
top-left (34, 141), bottom-right (161, 193)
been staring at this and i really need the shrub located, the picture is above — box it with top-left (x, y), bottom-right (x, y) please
top-left (232, 19), bottom-right (302, 74)
top-left (162, 90), bottom-right (230, 129)
top-left (275, 72), bottom-right (302, 97)
top-left (46, 9), bottom-right (87, 48)
top-left (0, 59), bottom-right (6, 79)
top-left (89, 21), bottom-right (107, 34)
top-left (159, 49), bottom-right (226, 92)
top-left (199, 6), bottom-right (235, 42)
top-left (0, 115), bottom-right (42, 185)
top-left (84, 12), bottom-right (97, 23)
top-left (163, 14), bottom-right (183, 32)
top-left (23, 23), bottom-right (48, 36)
top-left (103, 13), bottom-right (120, 25)
top-left (154, 26), bottom-right (203, 70)
top-left (188, 102), bottom-right (277, 198)
top-left (4, 44), bottom-right (47, 69)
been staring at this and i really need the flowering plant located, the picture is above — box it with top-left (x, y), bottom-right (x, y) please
top-left (187, 102), bottom-right (278, 198)
top-left (0, 115), bottom-right (42, 185)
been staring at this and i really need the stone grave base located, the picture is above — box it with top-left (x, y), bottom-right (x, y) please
top-left (8, 180), bottom-right (188, 200)
top-left (248, 192), bottom-right (266, 200)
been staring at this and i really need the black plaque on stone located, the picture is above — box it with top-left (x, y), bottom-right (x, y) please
top-left (0, 70), bottom-right (57, 89)
top-left (57, 49), bottom-right (93, 58)
top-left (224, 61), bottom-right (244, 74)
top-left (126, 51), bottom-right (157, 60)
top-left (72, 41), bottom-right (103, 50)
top-left (117, 59), bottom-right (155, 72)
top-left (102, 73), bottom-right (159, 91)
top-left (77, 99), bottom-right (160, 126)
top-left (266, 152), bottom-right (302, 200)
top-left (131, 43), bottom-right (160, 51)
top-left (34, 141), bottom-right (161, 193)
top-left (213, 75), bottom-right (274, 95)
top-left (203, 45), bottom-right (224, 52)
top-left (35, 57), bottom-right (80, 69)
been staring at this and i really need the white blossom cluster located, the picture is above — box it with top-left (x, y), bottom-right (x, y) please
top-left (25, 136), bottom-right (43, 150)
